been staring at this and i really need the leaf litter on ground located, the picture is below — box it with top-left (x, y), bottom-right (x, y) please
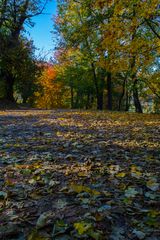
top-left (0, 110), bottom-right (160, 239)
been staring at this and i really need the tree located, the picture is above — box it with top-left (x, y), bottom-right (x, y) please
top-left (54, 48), bottom-right (96, 109)
top-left (54, 0), bottom-right (109, 110)
top-left (14, 39), bottom-right (40, 103)
top-left (34, 65), bottom-right (67, 109)
top-left (94, 0), bottom-right (160, 113)
top-left (0, 0), bottom-right (48, 102)
top-left (53, 0), bottom-right (160, 112)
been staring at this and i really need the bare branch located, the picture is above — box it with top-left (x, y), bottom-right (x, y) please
top-left (145, 18), bottom-right (160, 39)
top-left (27, 0), bottom-right (48, 18)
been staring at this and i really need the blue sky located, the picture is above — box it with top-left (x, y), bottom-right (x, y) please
top-left (26, 0), bottom-right (57, 60)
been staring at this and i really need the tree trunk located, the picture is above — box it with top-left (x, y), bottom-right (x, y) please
top-left (5, 75), bottom-right (15, 102)
top-left (97, 92), bottom-right (103, 110)
top-left (70, 86), bottom-right (74, 109)
top-left (107, 72), bottom-right (112, 110)
top-left (91, 63), bottom-right (103, 110)
top-left (118, 78), bottom-right (126, 111)
top-left (125, 90), bottom-right (130, 111)
top-left (22, 96), bottom-right (28, 104)
top-left (86, 92), bottom-right (90, 109)
top-left (133, 79), bottom-right (143, 113)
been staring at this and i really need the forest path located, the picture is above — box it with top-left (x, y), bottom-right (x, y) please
top-left (0, 110), bottom-right (160, 239)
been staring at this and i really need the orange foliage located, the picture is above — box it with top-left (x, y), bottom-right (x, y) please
top-left (34, 66), bottom-right (66, 109)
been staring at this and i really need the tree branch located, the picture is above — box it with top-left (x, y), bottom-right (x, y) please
top-left (27, 0), bottom-right (48, 18)
top-left (145, 18), bottom-right (160, 39)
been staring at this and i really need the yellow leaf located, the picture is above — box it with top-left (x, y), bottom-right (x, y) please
top-left (130, 165), bottom-right (142, 178)
top-left (78, 172), bottom-right (88, 177)
top-left (116, 172), bottom-right (126, 178)
top-left (148, 210), bottom-right (160, 218)
top-left (74, 221), bottom-right (92, 235)
top-left (29, 179), bottom-right (36, 184)
top-left (71, 184), bottom-right (100, 196)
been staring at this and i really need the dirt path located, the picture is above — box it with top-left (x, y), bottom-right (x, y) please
top-left (0, 110), bottom-right (160, 239)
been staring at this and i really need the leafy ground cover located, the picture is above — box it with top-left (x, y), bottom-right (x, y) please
top-left (0, 110), bottom-right (160, 240)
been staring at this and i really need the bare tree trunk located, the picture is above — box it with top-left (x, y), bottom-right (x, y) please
top-left (5, 74), bottom-right (15, 102)
top-left (97, 92), bottom-right (103, 110)
top-left (107, 72), bottom-right (112, 110)
top-left (118, 78), bottom-right (126, 111)
top-left (91, 63), bottom-right (103, 110)
top-left (125, 90), bottom-right (130, 111)
top-left (133, 79), bottom-right (143, 113)
top-left (70, 86), bottom-right (74, 109)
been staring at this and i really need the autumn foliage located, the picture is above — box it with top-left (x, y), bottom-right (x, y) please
top-left (51, 0), bottom-right (160, 113)
top-left (34, 66), bottom-right (67, 109)
top-left (1, 0), bottom-right (159, 112)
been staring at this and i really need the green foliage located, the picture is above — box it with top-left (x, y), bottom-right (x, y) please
top-left (53, 0), bottom-right (160, 112)
top-left (0, 0), bottom-right (47, 102)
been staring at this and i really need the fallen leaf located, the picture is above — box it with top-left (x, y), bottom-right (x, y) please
top-left (146, 179), bottom-right (159, 191)
top-left (116, 172), bottom-right (126, 178)
top-left (98, 204), bottom-right (111, 212)
top-left (74, 221), bottom-right (92, 235)
top-left (36, 211), bottom-right (53, 229)
top-left (132, 229), bottom-right (146, 239)
top-left (124, 187), bottom-right (138, 198)
top-left (0, 191), bottom-right (7, 199)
